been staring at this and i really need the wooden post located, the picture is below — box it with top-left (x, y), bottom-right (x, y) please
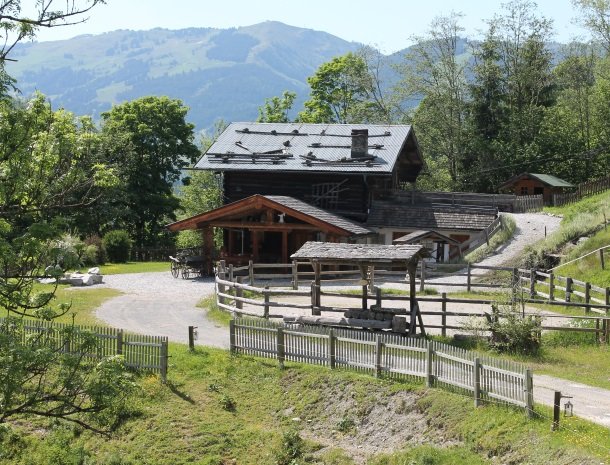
top-left (525, 369), bottom-right (534, 419)
top-left (116, 330), bottom-right (123, 356)
top-left (228, 264), bottom-right (234, 282)
top-left (160, 339), bottom-right (168, 384)
top-left (585, 282), bottom-right (591, 308)
top-left (375, 335), bottom-right (382, 378)
top-left (252, 231), bottom-right (259, 262)
top-left (229, 320), bottom-right (236, 354)
top-left (511, 268), bottom-right (518, 305)
top-left (368, 265), bottom-right (375, 293)
top-left (441, 292), bottom-right (447, 337)
top-left (236, 276), bottom-right (244, 310)
top-left (328, 329), bottom-right (336, 369)
top-left (552, 390), bottom-right (561, 430)
top-left (566, 277), bottom-right (573, 303)
top-left (600, 249), bottom-right (606, 270)
top-left (375, 286), bottom-right (382, 308)
top-left (529, 269), bottom-right (536, 298)
top-left (426, 342), bottom-right (434, 388)
top-left (596, 318), bottom-right (601, 343)
top-left (188, 326), bottom-right (195, 351)
top-left (281, 231), bottom-right (288, 264)
top-left (408, 264), bottom-right (417, 335)
top-left (263, 286), bottom-right (270, 319)
top-left (549, 273), bottom-right (555, 301)
top-left (419, 260), bottom-right (425, 293)
top-left (277, 327), bottom-right (285, 369)
top-left (217, 267), bottom-right (226, 306)
top-left (605, 288), bottom-right (610, 310)
top-left (248, 260), bottom-right (254, 286)
top-left (291, 260), bottom-right (298, 290)
top-left (466, 263), bottom-right (471, 292)
top-left (474, 357), bottom-right (481, 407)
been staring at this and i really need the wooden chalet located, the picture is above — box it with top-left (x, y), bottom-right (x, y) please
top-left (498, 173), bottom-right (574, 205)
top-left (393, 230), bottom-right (461, 263)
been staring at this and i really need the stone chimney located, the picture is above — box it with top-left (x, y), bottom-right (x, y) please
top-left (350, 129), bottom-right (368, 158)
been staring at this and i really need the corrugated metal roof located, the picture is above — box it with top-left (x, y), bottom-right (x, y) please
top-left (263, 195), bottom-right (372, 236)
top-left (528, 173), bottom-right (574, 188)
top-left (195, 122), bottom-right (416, 174)
top-left (291, 241), bottom-right (428, 265)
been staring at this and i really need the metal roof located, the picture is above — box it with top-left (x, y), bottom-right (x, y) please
top-left (498, 172), bottom-right (574, 189)
top-left (291, 241), bottom-right (429, 265)
top-left (194, 122), bottom-right (419, 174)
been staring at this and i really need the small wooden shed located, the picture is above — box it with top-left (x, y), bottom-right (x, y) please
top-left (393, 230), bottom-right (461, 262)
top-left (498, 173), bottom-right (574, 205)
top-left (290, 242), bottom-right (429, 335)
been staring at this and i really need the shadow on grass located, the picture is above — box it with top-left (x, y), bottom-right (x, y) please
top-left (168, 382), bottom-right (196, 405)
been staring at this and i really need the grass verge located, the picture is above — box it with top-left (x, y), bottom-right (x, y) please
top-left (197, 294), bottom-right (232, 326)
top-left (465, 214), bottom-right (517, 264)
top-left (98, 261), bottom-right (170, 275)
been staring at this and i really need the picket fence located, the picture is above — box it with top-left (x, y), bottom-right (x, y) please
top-left (553, 175), bottom-right (610, 207)
top-left (230, 318), bottom-right (534, 414)
top-left (1, 318), bottom-right (168, 382)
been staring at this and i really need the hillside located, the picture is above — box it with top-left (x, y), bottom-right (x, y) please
top-left (6, 22), bottom-right (362, 131)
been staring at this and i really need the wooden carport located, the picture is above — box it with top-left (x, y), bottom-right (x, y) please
top-left (290, 242), bottom-right (430, 336)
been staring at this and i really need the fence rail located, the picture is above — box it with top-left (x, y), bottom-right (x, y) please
top-left (553, 175), bottom-right (610, 207)
top-left (513, 195), bottom-right (544, 213)
top-left (1, 318), bottom-right (169, 381)
top-left (230, 318), bottom-right (533, 413)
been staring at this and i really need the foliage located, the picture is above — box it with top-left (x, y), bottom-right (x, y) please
top-left (100, 96), bottom-right (200, 248)
top-left (485, 303), bottom-right (542, 355)
top-left (102, 230), bottom-right (132, 263)
top-left (273, 430), bottom-right (306, 465)
top-left (257, 91), bottom-right (296, 123)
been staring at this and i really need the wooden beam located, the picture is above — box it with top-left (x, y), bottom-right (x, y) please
top-left (208, 222), bottom-right (319, 232)
top-left (282, 230), bottom-right (289, 263)
top-left (252, 230), bottom-right (259, 262)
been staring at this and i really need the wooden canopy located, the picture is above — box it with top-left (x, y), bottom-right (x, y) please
top-left (393, 230), bottom-right (461, 246)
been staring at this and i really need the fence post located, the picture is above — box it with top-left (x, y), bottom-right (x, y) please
top-left (529, 269), bottom-right (536, 298)
top-left (419, 260), bottom-right (425, 293)
top-left (511, 268), bottom-right (519, 304)
top-left (600, 249), bottom-right (605, 270)
top-left (466, 263), bottom-right (471, 292)
top-left (525, 369), bottom-right (533, 418)
top-left (229, 320), bottom-right (236, 354)
top-left (328, 329), bottom-right (336, 369)
top-left (566, 277), bottom-right (573, 303)
top-left (605, 288), bottom-right (610, 310)
top-left (277, 327), bottom-right (285, 370)
top-left (549, 273), bottom-right (555, 301)
top-left (116, 330), bottom-right (123, 355)
top-left (249, 260), bottom-right (254, 286)
top-left (160, 339), bottom-right (168, 384)
top-left (236, 276), bottom-right (244, 310)
top-left (263, 286), bottom-right (270, 319)
top-left (426, 342), bottom-right (434, 388)
top-left (375, 335), bottom-right (382, 378)
top-left (441, 292), bottom-right (447, 337)
top-left (228, 264), bottom-right (234, 282)
top-left (217, 267), bottom-right (226, 306)
top-left (291, 260), bottom-right (298, 290)
top-left (188, 326), bottom-right (195, 351)
top-left (375, 286), bottom-right (382, 308)
top-left (585, 282), bottom-right (591, 309)
top-left (474, 357), bottom-right (481, 407)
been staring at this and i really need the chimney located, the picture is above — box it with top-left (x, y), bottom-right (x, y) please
top-left (351, 129), bottom-right (368, 158)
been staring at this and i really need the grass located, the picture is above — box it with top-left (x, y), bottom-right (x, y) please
top-left (465, 214), bottom-right (517, 264)
top-left (97, 261), bottom-right (170, 275)
top-left (2, 345), bottom-right (609, 464)
top-left (197, 294), bottom-right (232, 326)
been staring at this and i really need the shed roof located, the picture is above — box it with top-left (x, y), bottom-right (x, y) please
top-left (194, 122), bottom-right (423, 177)
top-left (498, 173), bottom-right (574, 189)
top-left (167, 194), bottom-right (372, 237)
top-left (291, 241), bottom-right (429, 266)
top-left (367, 203), bottom-right (497, 232)
top-left (393, 230), bottom-right (461, 245)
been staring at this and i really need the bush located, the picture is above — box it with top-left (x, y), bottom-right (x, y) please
top-left (274, 430), bottom-right (306, 465)
top-left (486, 304), bottom-right (541, 355)
top-left (102, 230), bottom-right (132, 263)
top-left (84, 235), bottom-right (106, 264)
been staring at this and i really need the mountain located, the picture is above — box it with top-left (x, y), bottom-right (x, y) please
top-left (6, 22), bottom-right (362, 131)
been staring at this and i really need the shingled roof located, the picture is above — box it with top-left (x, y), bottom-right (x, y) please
top-left (367, 202), bottom-right (497, 231)
top-left (194, 122), bottom-right (423, 178)
top-left (291, 241), bottom-right (429, 266)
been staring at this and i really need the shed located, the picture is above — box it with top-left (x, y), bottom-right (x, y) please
top-left (498, 173), bottom-right (574, 205)
top-left (393, 230), bottom-right (461, 262)
top-left (291, 242), bottom-right (429, 335)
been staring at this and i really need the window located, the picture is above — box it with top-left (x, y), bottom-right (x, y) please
top-left (520, 186), bottom-right (528, 195)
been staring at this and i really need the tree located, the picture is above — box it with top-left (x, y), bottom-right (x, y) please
top-left (257, 91), bottom-right (296, 123)
top-left (572, 0), bottom-right (610, 53)
top-left (397, 12), bottom-right (470, 189)
top-left (100, 96), bottom-right (200, 248)
top-left (298, 52), bottom-right (387, 123)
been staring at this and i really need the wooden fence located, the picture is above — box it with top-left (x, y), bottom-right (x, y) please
top-left (553, 175), bottom-right (610, 207)
top-left (230, 318), bottom-right (534, 413)
top-left (513, 195), bottom-right (544, 213)
top-left (1, 318), bottom-right (169, 382)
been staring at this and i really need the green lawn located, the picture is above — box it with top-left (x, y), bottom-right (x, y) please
top-left (3, 344), bottom-right (609, 465)
top-left (98, 261), bottom-right (170, 275)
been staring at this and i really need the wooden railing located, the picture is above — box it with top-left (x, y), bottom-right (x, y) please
top-left (2, 318), bottom-right (169, 382)
top-left (230, 318), bottom-right (534, 413)
top-left (513, 195), bottom-right (544, 213)
top-left (553, 175), bottom-right (610, 207)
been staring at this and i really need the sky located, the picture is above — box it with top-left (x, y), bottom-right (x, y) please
top-left (33, 0), bottom-right (590, 53)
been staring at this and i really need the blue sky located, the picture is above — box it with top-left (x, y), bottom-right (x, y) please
top-left (35, 0), bottom-right (590, 53)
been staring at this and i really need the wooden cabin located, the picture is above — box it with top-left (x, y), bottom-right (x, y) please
top-left (498, 173), bottom-right (574, 205)
top-left (393, 230), bottom-right (461, 263)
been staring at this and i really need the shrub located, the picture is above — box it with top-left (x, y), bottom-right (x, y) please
top-left (52, 233), bottom-right (85, 270)
top-left (102, 230), bottom-right (132, 263)
top-left (486, 304), bottom-right (541, 355)
top-left (274, 430), bottom-right (306, 465)
top-left (84, 235), bottom-right (106, 264)
top-left (81, 244), bottom-right (99, 266)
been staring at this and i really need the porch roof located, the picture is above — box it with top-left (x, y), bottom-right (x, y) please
top-left (393, 230), bottom-right (461, 245)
